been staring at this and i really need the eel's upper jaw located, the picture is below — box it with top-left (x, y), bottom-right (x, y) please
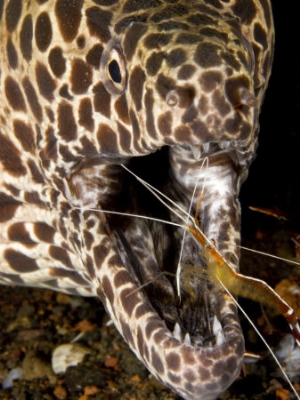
top-left (103, 144), bottom-right (245, 399)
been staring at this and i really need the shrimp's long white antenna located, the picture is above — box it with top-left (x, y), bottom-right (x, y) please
top-left (74, 207), bottom-right (184, 229)
top-left (176, 157), bottom-right (209, 298)
top-left (121, 164), bottom-right (191, 224)
top-left (240, 246), bottom-right (300, 267)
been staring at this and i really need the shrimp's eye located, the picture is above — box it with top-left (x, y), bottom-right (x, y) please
top-left (100, 40), bottom-right (127, 95)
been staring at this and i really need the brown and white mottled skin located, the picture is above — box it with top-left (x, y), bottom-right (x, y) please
top-left (0, 1), bottom-right (274, 399)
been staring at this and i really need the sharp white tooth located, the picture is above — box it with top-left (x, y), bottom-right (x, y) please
top-left (202, 142), bottom-right (210, 153)
top-left (173, 322), bottom-right (182, 341)
top-left (213, 316), bottom-right (225, 345)
top-left (190, 145), bottom-right (202, 160)
top-left (219, 141), bottom-right (230, 150)
top-left (184, 333), bottom-right (191, 345)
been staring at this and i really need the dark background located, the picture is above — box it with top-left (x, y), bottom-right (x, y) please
top-left (240, 0), bottom-right (300, 237)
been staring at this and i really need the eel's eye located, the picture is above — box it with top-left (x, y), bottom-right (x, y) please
top-left (100, 40), bottom-right (127, 95)
top-left (108, 59), bottom-right (121, 83)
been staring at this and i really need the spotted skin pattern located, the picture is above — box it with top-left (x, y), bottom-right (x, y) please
top-left (0, 1), bottom-right (274, 399)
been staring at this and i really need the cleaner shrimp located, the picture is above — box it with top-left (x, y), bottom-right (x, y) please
top-left (108, 162), bottom-right (300, 399)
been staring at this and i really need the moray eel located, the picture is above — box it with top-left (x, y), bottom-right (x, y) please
top-left (0, 1), bottom-right (274, 399)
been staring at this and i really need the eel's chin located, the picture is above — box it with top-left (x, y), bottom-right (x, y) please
top-left (102, 144), bottom-right (245, 399)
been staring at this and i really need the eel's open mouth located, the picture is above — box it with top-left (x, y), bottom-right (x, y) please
top-left (104, 142), bottom-right (242, 349)
top-left (69, 141), bottom-right (246, 399)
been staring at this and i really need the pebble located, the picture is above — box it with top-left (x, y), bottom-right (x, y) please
top-left (2, 367), bottom-right (23, 389)
top-left (52, 344), bottom-right (90, 374)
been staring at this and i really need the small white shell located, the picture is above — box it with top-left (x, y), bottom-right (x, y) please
top-left (52, 343), bottom-right (90, 374)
